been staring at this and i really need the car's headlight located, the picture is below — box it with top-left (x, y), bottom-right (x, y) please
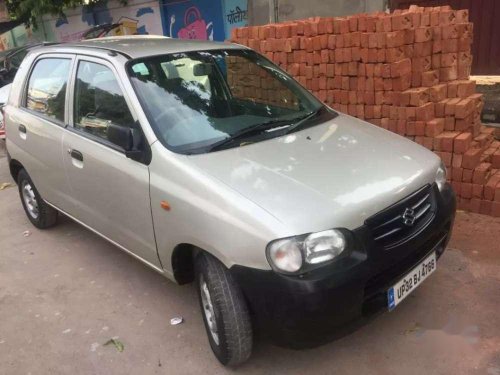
top-left (436, 162), bottom-right (447, 191)
top-left (266, 229), bottom-right (347, 274)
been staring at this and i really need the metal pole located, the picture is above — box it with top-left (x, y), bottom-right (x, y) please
top-left (269, 0), bottom-right (278, 24)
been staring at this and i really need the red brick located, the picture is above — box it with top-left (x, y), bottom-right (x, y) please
top-left (461, 182), bottom-right (472, 198)
top-left (406, 121), bottom-right (417, 136)
top-left (473, 163), bottom-right (492, 185)
top-left (422, 137), bottom-right (434, 150)
top-left (485, 174), bottom-right (500, 200)
top-left (440, 10), bottom-right (457, 25)
top-left (386, 47), bottom-right (406, 62)
top-left (462, 169), bottom-right (473, 183)
top-left (444, 117), bottom-right (455, 131)
top-left (452, 152), bottom-right (463, 167)
top-left (462, 148), bottom-right (482, 170)
top-left (407, 88), bottom-right (429, 107)
top-left (415, 121), bottom-right (426, 136)
top-left (413, 56), bottom-right (432, 73)
top-left (416, 102), bottom-right (435, 121)
top-left (457, 80), bottom-right (476, 98)
top-left (492, 202), bottom-right (500, 217)
top-left (415, 27), bottom-right (433, 43)
top-left (445, 98), bottom-right (461, 116)
top-left (429, 84), bottom-right (447, 103)
top-left (455, 99), bottom-right (475, 119)
top-left (421, 70), bottom-right (440, 87)
top-left (392, 73), bottom-right (412, 91)
top-left (452, 167), bottom-right (463, 182)
top-left (392, 13), bottom-right (412, 31)
top-left (454, 132), bottom-right (472, 154)
top-left (435, 100), bottom-right (447, 117)
top-left (391, 58), bottom-right (411, 78)
top-left (430, 11), bottom-right (440, 27)
top-left (440, 53), bottom-right (457, 68)
top-left (479, 200), bottom-right (492, 215)
top-left (451, 181), bottom-right (461, 196)
top-left (496, 186), bottom-right (500, 202)
top-left (442, 152), bottom-right (453, 167)
top-left (469, 198), bottom-right (481, 213)
top-left (411, 71), bottom-right (422, 88)
top-left (440, 66), bottom-right (458, 82)
top-left (426, 118), bottom-right (445, 137)
top-left (414, 41), bottom-right (432, 57)
top-left (442, 24), bottom-right (459, 39)
top-left (492, 150), bottom-right (500, 169)
top-left (440, 132), bottom-right (458, 152)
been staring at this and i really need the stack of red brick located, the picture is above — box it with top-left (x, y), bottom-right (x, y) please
top-left (230, 4), bottom-right (500, 217)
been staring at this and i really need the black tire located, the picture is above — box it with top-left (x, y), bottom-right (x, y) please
top-left (195, 252), bottom-right (253, 367)
top-left (17, 169), bottom-right (58, 229)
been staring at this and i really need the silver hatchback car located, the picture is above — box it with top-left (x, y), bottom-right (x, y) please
top-left (5, 37), bottom-right (455, 366)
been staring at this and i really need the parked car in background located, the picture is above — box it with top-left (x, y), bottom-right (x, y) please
top-left (0, 43), bottom-right (58, 87)
top-left (4, 37), bottom-right (456, 366)
top-left (81, 23), bottom-right (122, 40)
top-left (0, 83), bottom-right (11, 139)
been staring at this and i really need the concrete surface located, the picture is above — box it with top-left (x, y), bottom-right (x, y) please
top-left (0, 140), bottom-right (499, 375)
top-left (249, 0), bottom-right (387, 26)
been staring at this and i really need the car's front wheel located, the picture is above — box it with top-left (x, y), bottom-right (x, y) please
top-left (17, 169), bottom-right (58, 229)
top-left (195, 252), bottom-right (253, 367)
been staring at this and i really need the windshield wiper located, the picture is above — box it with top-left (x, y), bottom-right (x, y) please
top-left (285, 107), bottom-right (323, 134)
top-left (208, 119), bottom-right (295, 152)
top-left (207, 108), bottom-right (325, 152)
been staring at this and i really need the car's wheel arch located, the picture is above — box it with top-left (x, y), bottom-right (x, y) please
top-left (9, 158), bottom-right (24, 183)
top-left (171, 243), bottom-right (236, 285)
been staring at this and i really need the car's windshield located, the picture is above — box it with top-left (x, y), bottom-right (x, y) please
top-left (127, 49), bottom-right (332, 154)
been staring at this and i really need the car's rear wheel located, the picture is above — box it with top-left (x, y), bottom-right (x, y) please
top-left (17, 169), bottom-right (58, 229)
top-left (195, 252), bottom-right (253, 367)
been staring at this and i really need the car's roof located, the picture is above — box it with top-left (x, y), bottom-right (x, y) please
top-left (60, 36), bottom-right (247, 59)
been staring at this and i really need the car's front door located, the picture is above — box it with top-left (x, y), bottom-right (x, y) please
top-left (61, 56), bottom-right (161, 268)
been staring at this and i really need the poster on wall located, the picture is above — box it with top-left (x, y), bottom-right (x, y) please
top-left (162, 0), bottom-right (225, 41)
top-left (223, 0), bottom-right (248, 38)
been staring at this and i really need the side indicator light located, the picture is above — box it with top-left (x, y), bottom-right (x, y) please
top-left (160, 201), bottom-right (171, 211)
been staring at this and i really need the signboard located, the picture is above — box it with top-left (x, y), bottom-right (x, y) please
top-left (223, 0), bottom-right (248, 38)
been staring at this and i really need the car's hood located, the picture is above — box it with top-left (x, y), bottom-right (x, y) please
top-left (187, 114), bottom-right (441, 234)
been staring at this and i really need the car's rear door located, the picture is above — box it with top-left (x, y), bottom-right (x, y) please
top-left (61, 55), bottom-right (161, 268)
top-left (5, 54), bottom-right (75, 212)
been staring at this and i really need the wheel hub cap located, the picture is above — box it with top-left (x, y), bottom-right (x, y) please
top-left (22, 181), bottom-right (39, 220)
top-left (200, 275), bottom-right (219, 345)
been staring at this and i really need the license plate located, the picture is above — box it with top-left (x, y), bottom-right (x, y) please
top-left (483, 113), bottom-right (496, 121)
top-left (387, 252), bottom-right (436, 311)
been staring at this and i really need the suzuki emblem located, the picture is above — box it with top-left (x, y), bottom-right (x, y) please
top-left (402, 208), bottom-right (417, 226)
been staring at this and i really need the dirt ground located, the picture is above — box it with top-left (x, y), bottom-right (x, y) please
top-left (0, 140), bottom-right (499, 375)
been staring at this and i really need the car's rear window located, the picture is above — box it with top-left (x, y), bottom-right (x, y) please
top-left (25, 58), bottom-right (71, 123)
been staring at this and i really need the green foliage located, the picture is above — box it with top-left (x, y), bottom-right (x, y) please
top-left (6, 0), bottom-right (127, 28)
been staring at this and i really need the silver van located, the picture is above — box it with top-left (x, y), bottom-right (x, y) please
top-left (5, 37), bottom-right (455, 366)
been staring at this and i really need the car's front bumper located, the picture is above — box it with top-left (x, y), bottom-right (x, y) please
top-left (230, 183), bottom-right (456, 349)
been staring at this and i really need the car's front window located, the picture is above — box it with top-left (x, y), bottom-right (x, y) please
top-left (127, 49), bottom-right (333, 154)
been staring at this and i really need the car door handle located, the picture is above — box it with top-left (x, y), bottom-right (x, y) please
top-left (69, 149), bottom-right (83, 162)
top-left (19, 124), bottom-right (26, 133)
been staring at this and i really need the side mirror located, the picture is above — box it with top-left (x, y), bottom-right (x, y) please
top-left (107, 123), bottom-right (145, 162)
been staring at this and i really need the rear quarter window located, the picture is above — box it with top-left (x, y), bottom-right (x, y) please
top-left (25, 58), bottom-right (71, 123)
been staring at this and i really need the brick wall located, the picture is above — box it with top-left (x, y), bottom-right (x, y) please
top-left (230, 4), bottom-right (500, 217)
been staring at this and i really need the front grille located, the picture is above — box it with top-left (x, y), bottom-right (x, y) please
top-left (365, 185), bottom-right (436, 250)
